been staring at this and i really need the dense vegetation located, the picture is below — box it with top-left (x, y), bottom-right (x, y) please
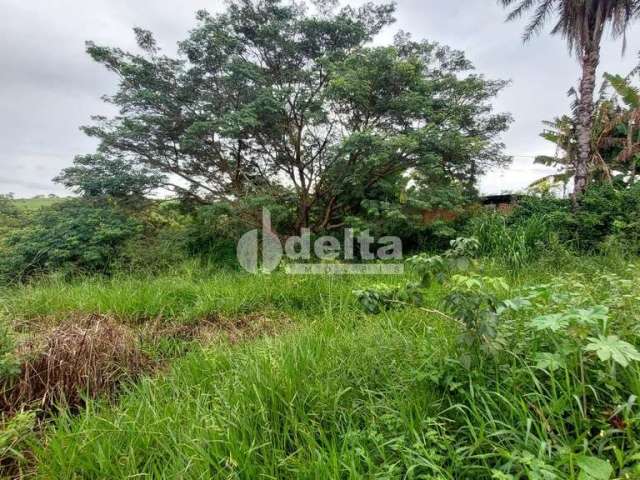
top-left (2, 0), bottom-right (640, 478)
top-left (2, 243), bottom-right (640, 478)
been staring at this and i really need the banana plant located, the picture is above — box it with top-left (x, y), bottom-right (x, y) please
top-left (600, 73), bottom-right (640, 183)
top-left (533, 71), bottom-right (640, 190)
top-left (531, 115), bottom-right (579, 194)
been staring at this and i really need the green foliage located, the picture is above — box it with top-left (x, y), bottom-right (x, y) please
top-left (527, 302), bottom-right (640, 374)
top-left (0, 195), bottom-right (20, 222)
top-left (532, 115), bottom-right (578, 190)
top-left (76, 0), bottom-right (510, 233)
top-left (0, 200), bottom-right (142, 281)
top-left (408, 236), bottom-right (479, 286)
top-left (467, 185), bottom-right (640, 262)
top-left (356, 237), bottom-right (513, 353)
top-left (2, 264), bottom-right (367, 323)
top-left (469, 210), bottom-right (557, 268)
top-left (10, 196), bottom-right (65, 212)
top-left (575, 456), bottom-right (613, 480)
top-left (184, 198), bottom-right (295, 264)
top-left (355, 236), bottom-right (480, 314)
top-left (0, 411), bottom-right (36, 475)
top-left (584, 335), bottom-right (640, 367)
top-left (0, 195), bottom-right (24, 238)
top-left (0, 319), bottom-right (19, 381)
top-left (54, 154), bottom-right (165, 205)
top-left (444, 274), bottom-right (509, 352)
top-left (573, 183), bottom-right (640, 251)
top-left (15, 258), bottom-right (640, 478)
top-left (114, 202), bottom-right (191, 273)
top-left (353, 282), bottom-right (422, 314)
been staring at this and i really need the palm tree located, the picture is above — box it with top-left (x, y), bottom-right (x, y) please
top-left (499, 0), bottom-right (640, 200)
top-left (532, 115), bottom-right (579, 196)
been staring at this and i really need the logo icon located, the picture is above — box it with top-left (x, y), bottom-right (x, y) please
top-left (237, 210), bottom-right (282, 273)
top-left (237, 209), bottom-right (404, 275)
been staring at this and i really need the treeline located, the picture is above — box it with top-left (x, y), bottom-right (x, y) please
top-left (4, 181), bottom-right (640, 283)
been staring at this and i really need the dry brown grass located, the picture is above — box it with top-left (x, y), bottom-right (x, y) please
top-left (147, 312), bottom-right (292, 345)
top-left (0, 311), bottom-right (291, 477)
top-left (1, 315), bottom-right (149, 414)
top-left (1, 312), bottom-right (290, 416)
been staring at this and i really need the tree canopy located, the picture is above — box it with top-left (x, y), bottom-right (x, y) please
top-left (70, 0), bottom-right (511, 233)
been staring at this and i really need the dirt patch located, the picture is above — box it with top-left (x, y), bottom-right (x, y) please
top-left (1, 315), bottom-right (150, 415)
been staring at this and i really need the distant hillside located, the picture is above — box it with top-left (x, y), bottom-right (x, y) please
top-left (12, 196), bottom-right (69, 211)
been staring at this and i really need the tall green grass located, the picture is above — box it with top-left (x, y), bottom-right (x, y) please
top-left (469, 212), bottom-right (565, 269)
top-left (30, 261), bottom-right (640, 478)
top-left (6, 257), bottom-right (640, 478)
top-left (1, 264), bottom-right (407, 324)
top-left (34, 310), bottom-right (456, 478)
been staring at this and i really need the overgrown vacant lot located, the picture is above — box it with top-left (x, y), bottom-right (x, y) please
top-left (1, 256), bottom-right (640, 478)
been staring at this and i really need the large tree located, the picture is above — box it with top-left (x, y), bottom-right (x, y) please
top-left (500, 0), bottom-right (640, 200)
top-left (71, 0), bottom-right (510, 233)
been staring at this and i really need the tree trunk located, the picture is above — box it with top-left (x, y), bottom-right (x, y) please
top-left (295, 194), bottom-right (310, 232)
top-left (573, 43), bottom-right (601, 201)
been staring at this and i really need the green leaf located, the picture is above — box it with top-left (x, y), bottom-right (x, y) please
top-left (567, 306), bottom-right (608, 326)
top-left (491, 471), bottom-right (515, 480)
top-left (530, 314), bottom-right (568, 332)
top-left (575, 455), bottom-right (612, 480)
top-left (501, 297), bottom-right (533, 313)
top-left (584, 336), bottom-right (640, 368)
top-left (534, 352), bottom-right (565, 372)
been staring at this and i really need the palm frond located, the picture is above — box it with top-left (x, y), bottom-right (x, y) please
top-left (501, 0), bottom-right (640, 56)
top-left (522, 0), bottom-right (556, 42)
top-left (535, 155), bottom-right (564, 166)
top-left (529, 171), bottom-right (574, 188)
top-left (604, 73), bottom-right (640, 108)
top-left (500, 0), bottom-right (536, 21)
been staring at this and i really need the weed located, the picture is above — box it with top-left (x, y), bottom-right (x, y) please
top-left (1, 316), bottom-right (149, 414)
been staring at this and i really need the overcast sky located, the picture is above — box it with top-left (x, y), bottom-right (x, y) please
top-left (2, 0), bottom-right (639, 198)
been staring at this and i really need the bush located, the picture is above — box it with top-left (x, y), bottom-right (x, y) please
top-left (184, 204), bottom-right (240, 266)
top-left (469, 206), bottom-right (565, 268)
top-left (468, 185), bottom-right (640, 263)
top-left (0, 196), bottom-right (22, 232)
top-left (184, 199), bottom-right (295, 266)
top-left (113, 202), bottom-right (192, 273)
top-left (573, 183), bottom-right (640, 252)
top-left (0, 200), bottom-right (141, 282)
